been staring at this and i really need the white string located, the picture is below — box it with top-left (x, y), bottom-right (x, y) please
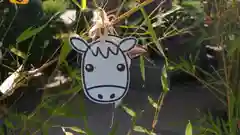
top-left (88, 8), bottom-right (117, 41)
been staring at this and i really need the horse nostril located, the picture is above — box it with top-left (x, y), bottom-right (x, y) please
top-left (110, 94), bottom-right (115, 99)
top-left (98, 94), bottom-right (103, 99)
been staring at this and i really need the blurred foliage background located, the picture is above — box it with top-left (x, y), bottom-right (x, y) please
top-left (0, 0), bottom-right (240, 134)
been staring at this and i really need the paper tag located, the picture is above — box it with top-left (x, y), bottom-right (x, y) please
top-left (69, 34), bottom-right (137, 104)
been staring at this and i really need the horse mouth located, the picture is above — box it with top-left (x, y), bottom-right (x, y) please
top-left (84, 85), bottom-right (127, 103)
top-left (86, 85), bottom-right (125, 91)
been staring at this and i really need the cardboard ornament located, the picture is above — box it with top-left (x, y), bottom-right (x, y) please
top-left (69, 35), bottom-right (137, 104)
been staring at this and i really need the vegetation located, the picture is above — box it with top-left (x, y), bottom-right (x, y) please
top-left (0, 0), bottom-right (239, 134)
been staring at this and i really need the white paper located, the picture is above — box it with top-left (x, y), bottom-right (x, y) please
top-left (69, 35), bottom-right (137, 104)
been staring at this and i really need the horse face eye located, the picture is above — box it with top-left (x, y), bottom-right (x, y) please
top-left (117, 64), bottom-right (125, 72)
top-left (85, 64), bottom-right (94, 72)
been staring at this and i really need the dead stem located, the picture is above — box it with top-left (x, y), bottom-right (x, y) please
top-left (112, 0), bottom-right (154, 25)
top-left (0, 57), bottom-right (58, 101)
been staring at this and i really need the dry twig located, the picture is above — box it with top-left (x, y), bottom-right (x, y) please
top-left (0, 58), bottom-right (58, 100)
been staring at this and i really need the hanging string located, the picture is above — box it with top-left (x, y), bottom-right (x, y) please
top-left (88, 7), bottom-right (148, 59)
top-left (88, 8), bottom-right (117, 41)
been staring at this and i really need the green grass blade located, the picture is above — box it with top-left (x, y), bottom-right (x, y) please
top-left (16, 13), bottom-right (58, 43)
top-left (9, 46), bottom-right (28, 59)
top-left (81, 0), bottom-right (87, 10)
top-left (140, 8), bottom-right (165, 57)
top-left (71, 0), bottom-right (82, 9)
top-left (133, 126), bottom-right (147, 134)
top-left (139, 55), bottom-right (145, 81)
top-left (161, 65), bottom-right (169, 92)
top-left (64, 127), bottom-right (86, 134)
top-left (185, 120), bottom-right (192, 135)
top-left (58, 37), bottom-right (71, 65)
top-left (122, 105), bottom-right (136, 117)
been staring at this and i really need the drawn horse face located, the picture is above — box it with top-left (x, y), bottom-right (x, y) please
top-left (69, 35), bottom-right (137, 104)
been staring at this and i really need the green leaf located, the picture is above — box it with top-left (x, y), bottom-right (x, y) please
top-left (119, 25), bottom-right (144, 29)
top-left (4, 119), bottom-right (14, 129)
top-left (43, 0), bottom-right (68, 14)
top-left (62, 127), bottom-right (73, 135)
top-left (64, 131), bottom-right (74, 135)
top-left (58, 37), bottom-right (71, 65)
top-left (133, 126), bottom-right (157, 135)
top-left (220, 118), bottom-right (229, 134)
top-left (0, 126), bottom-right (5, 135)
top-left (167, 66), bottom-right (175, 71)
top-left (140, 8), bottom-right (165, 57)
top-left (16, 14), bottom-right (58, 43)
top-left (139, 55), bottom-right (145, 81)
top-left (147, 96), bottom-right (158, 109)
top-left (179, 57), bottom-right (195, 73)
top-left (9, 46), bottom-right (28, 59)
top-left (16, 25), bottom-right (47, 44)
top-left (42, 125), bottom-right (49, 135)
top-left (71, 0), bottom-right (82, 9)
top-left (44, 86), bottom-right (81, 98)
top-left (185, 120), bottom-right (192, 135)
top-left (133, 126), bottom-right (147, 133)
top-left (121, 105), bottom-right (136, 117)
top-left (62, 61), bottom-right (82, 83)
top-left (228, 36), bottom-right (240, 57)
top-left (65, 127), bottom-right (86, 134)
top-left (161, 65), bottom-right (169, 92)
top-left (81, 0), bottom-right (87, 10)
top-left (44, 102), bottom-right (80, 118)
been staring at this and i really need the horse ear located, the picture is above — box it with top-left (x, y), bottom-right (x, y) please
top-left (119, 37), bottom-right (137, 52)
top-left (69, 35), bottom-right (89, 53)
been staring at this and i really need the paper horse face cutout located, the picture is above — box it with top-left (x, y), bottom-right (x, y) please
top-left (69, 34), bottom-right (137, 104)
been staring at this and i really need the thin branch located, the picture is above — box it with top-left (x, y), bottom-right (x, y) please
top-left (112, 0), bottom-right (155, 25)
top-left (0, 58), bottom-right (58, 100)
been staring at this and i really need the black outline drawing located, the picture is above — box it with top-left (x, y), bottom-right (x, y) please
top-left (69, 34), bottom-right (137, 104)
